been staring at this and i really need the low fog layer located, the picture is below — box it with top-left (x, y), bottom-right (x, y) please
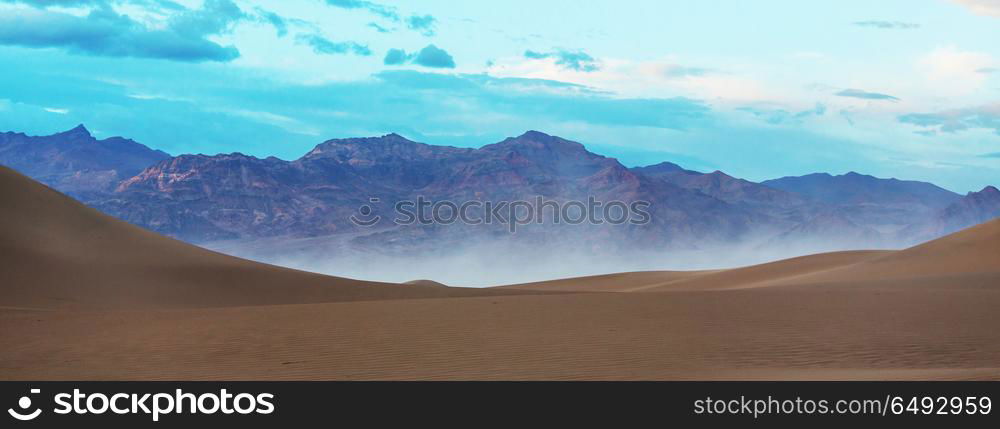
top-left (205, 231), bottom-right (905, 287)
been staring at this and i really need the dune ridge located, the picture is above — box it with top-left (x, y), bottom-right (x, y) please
top-left (0, 166), bottom-right (542, 310)
top-left (502, 218), bottom-right (1000, 293)
top-left (2, 165), bottom-right (999, 380)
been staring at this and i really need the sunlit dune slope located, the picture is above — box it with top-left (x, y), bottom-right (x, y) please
top-left (503, 218), bottom-right (1000, 292)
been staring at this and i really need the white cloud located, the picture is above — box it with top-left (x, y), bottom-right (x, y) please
top-left (43, 107), bottom-right (69, 114)
top-left (952, 0), bottom-right (1000, 17)
top-left (487, 55), bottom-right (781, 106)
top-left (225, 108), bottom-right (322, 136)
top-left (919, 46), bottom-right (996, 96)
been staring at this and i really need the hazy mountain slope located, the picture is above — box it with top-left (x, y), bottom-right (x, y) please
top-left (2, 126), bottom-right (995, 257)
top-left (633, 163), bottom-right (803, 208)
top-left (762, 172), bottom-right (962, 233)
top-left (762, 171), bottom-right (960, 208)
top-left (93, 131), bottom-right (764, 248)
top-left (899, 185), bottom-right (1000, 243)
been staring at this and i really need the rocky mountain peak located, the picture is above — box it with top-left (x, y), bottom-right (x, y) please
top-left (52, 124), bottom-right (93, 140)
top-left (976, 185), bottom-right (999, 196)
top-left (497, 130), bottom-right (587, 150)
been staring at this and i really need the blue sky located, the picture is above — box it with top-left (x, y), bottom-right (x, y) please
top-left (1, 0), bottom-right (999, 192)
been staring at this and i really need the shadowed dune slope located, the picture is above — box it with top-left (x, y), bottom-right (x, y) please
top-left (0, 167), bottom-right (538, 310)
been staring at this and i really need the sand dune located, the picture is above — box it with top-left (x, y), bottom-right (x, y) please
top-left (503, 220), bottom-right (1000, 293)
top-left (498, 270), bottom-right (716, 292)
top-left (1, 165), bottom-right (999, 380)
top-left (0, 166), bottom-right (538, 310)
top-left (644, 219), bottom-right (1000, 292)
top-left (500, 250), bottom-right (892, 292)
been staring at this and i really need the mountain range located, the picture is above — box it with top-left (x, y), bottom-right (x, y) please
top-left (2, 125), bottom-right (998, 259)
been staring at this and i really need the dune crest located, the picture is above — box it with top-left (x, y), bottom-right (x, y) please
top-left (504, 218), bottom-right (1000, 293)
top-left (0, 167), bottom-right (536, 310)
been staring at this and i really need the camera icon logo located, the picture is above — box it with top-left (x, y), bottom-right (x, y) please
top-left (350, 197), bottom-right (382, 227)
top-left (8, 388), bottom-right (41, 421)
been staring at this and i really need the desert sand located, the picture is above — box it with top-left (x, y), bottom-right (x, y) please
top-left (1, 165), bottom-right (999, 380)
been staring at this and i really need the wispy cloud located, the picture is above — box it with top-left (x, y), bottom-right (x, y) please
top-left (738, 103), bottom-right (826, 125)
top-left (323, 0), bottom-right (399, 21)
top-left (853, 20), bottom-right (920, 29)
top-left (297, 34), bottom-right (371, 56)
top-left (371, 70), bottom-right (710, 129)
top-left (900, 103), bottom-right (1000, 135)
top-left (406, 14), bottom-right (436, 36)
top-left (524, 49), bottom-right (600, 72)
top-left (321, 0), bottom-right (436, 35)
top-left (367, 22), bottom-right (391, 33)
top-left (256, 8), bottom-right (289, 37)
top-left (835, 88), bottom-right (900, 101)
